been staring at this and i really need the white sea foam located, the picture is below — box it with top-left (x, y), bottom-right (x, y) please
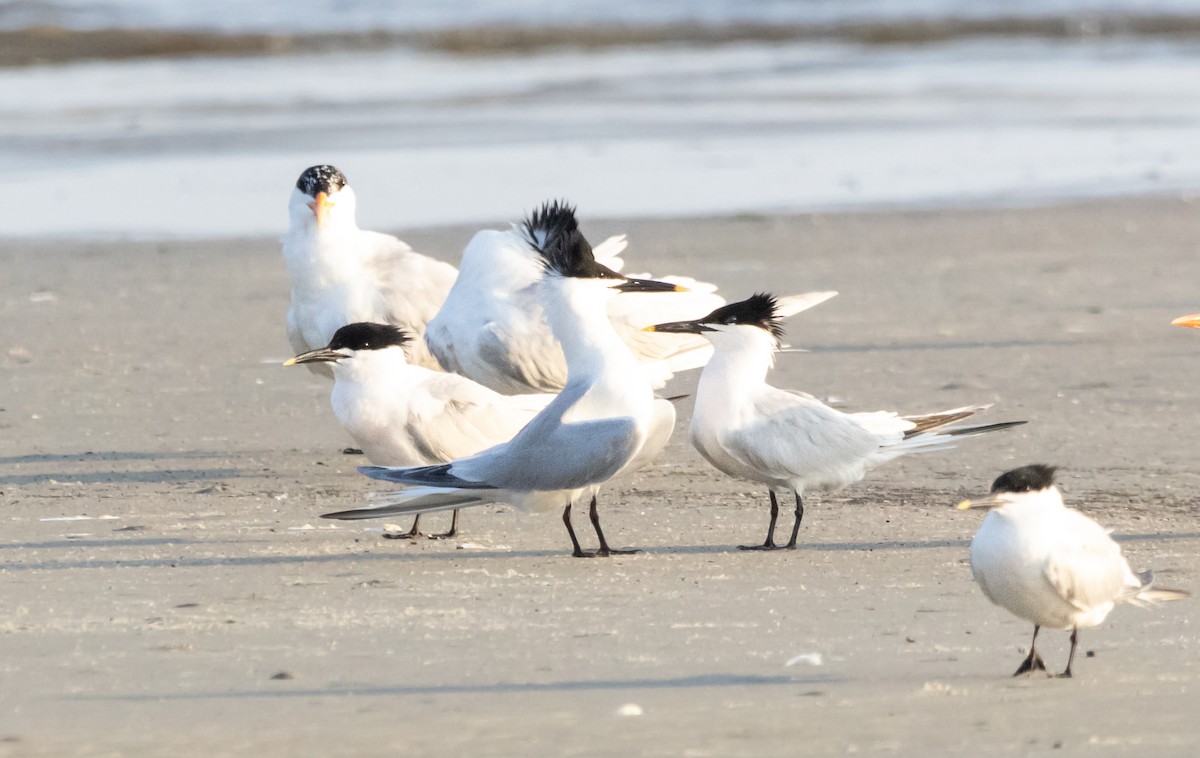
top-left (2, 36), bottom-right (1200, 238)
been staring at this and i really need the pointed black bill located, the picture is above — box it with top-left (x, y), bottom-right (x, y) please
top-left (284, 347), bottom-right (345, 366)
top-left (643, 319), bottom-right (714, 334)
top-left (614, 277), bottom-right (686, 293)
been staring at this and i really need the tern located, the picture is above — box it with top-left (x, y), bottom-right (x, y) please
top-left (958, 464), bottom-right (1189, 678)
top-left (282, 165), bottom-right (457, 376)
top-left (646, 293), bottom-right (1025, 550)
top-left (324, 201), bottom-right (683, 557)
top-left (424, 215), bottom-right (724, 394)
top-left (286, 322), bottom-right (554, 539)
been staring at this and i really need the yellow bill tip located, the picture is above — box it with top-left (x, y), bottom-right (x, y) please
top-left (282, 357), bottom-right (298, 366)
top-left (673, 284), bottom-right (689, 293)
top-left (642, 325), bottom-right (658, 332)
top-left (1171, 313), bottom-right (1200, 328)
top-left (955, 499), bottom-right (974, 510)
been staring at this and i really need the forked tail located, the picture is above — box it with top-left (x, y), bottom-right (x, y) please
top-left (1124, 570), bottom-right (1191, 606)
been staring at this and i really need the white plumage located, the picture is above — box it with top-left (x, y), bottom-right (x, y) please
top-left (281, 165), bottom-right (457, 376)
top-left (960, 464), bottom-right (1188, 677)
top-left (326, 201), bottom-right (682, 557)
top-left (424, 220), bottom-right (724, 394)
top-left (286, 322), bottom-right (554, 538)
top-left (646, 292), bottom-right (1023, 550)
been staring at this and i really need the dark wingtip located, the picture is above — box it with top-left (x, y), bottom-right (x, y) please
top-left (990, 463), bottom-right (1057, 494)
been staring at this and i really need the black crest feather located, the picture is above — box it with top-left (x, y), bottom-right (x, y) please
top-left (328, 323), bottom-right (410, 352)
top-left (990, 464), bottom-right (1057, 494)
top-left (701, 293), bottom-right (785, 343)
top-left (522, 200), bottom-right (620, 280)
top-left (296, 165), bottom-right (348, 197)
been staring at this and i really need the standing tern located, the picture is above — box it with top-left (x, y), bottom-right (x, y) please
top-left (324, 201), bottom-right (683, 557)
top-left (646, 293), bottom-right (1025, 550)
top-left (285, 322), bottom-right (554, 539)
top-left (958, 464), bottom-right (1189, 678)
top-left (424, 216), bottom-right (724, 394)
top-left (282, 164), bottom-right (457, 376)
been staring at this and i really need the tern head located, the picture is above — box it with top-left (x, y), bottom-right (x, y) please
top-left (284, 323), bottom-right (410, 368)
top-left (289, 165), bottom-right (355, 231)
top-left (956, 464), bottom-right (1061, 512)
top-left (524, 200), bottom-right (684, 298)
top-left (644, 292), bottom-right (784, 350)
top-left (1172, 314), bottom-right (1200, 329)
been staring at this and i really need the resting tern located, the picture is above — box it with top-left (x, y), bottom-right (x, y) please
top-left (282, 165), bottom-right (457, 376)
top-left (646, 293), bottom-right (1025, 550)
top-left (424, 216), bottom-right (724, 394)
top-left (324, 201), bottom-right (683, 557)
top-left (286, 322), bottom-right (554, 538)
top-left (958, 464), bottom-right (1189, 678)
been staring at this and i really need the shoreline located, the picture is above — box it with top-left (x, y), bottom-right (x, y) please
top-left (8, 13), bottom-right (1200, 68)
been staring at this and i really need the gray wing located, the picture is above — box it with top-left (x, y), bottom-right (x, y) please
top-left (406, 376), bottom-right (551, 461)
top-left (450, 385), bottom-right (641, 491)
top-left (722, 389), bottom-right (881, 485)
top-left (1042, 510), bottom-right (1129, 611)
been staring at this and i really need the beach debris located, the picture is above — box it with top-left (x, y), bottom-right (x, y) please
top-left (614, 703), bottom-right (643, 717)
top-left (785, 652), bottom-right (824, 667)
top-left (40, 515), bottom-right (119, 522)
top-left (458, 542), bottom-right (512, 551)
top-left (29, 291), bottom-right (57, 303)
top-left (270, 671), bottom-right (295, 681)
top-left (6, 346), bottom-right (32, 363)
top-left (193, 484), bottom-right (227, 494)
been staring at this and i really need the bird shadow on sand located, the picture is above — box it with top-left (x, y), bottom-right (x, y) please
top-left (0, 451), bottom-right (238, 466)
top-left (0, 468), bottom-right (242, 485)
top-left (6, 534), bottom-right (1197, 573)
top-left (70, 672), bottom-right (832, 703)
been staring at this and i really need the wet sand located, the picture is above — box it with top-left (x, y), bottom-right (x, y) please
top-left (2, 197), bottom-right (1199, 755)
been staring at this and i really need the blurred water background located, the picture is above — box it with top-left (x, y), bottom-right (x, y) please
top-left (3, 0), bottom-right (1200, 238)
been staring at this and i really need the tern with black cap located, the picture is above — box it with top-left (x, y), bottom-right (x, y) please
top-left (282, 164), bottom-right (457, 377)
top-left (958, 464), bottom-right (1188, 678)
top-left (286, 322), bottom-right (554, 539)
top-left (646, 292), bottom-right (1024, 550)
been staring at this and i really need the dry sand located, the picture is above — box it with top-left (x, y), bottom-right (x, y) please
top-left (2, 197), bottom-right (1200, 756)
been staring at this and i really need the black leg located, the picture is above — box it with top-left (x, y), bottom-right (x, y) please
top-left (562, 503), bottom-right (594, 558)
top-left (427, 509), bottom-right (460, 540)
top-left (1057, 627), bottom-right (1079, 679)
top-left (784, 492), bottom-right (805, 549)
top-left (382, 514), bottom-right (422, 540)
top-left (1013, 625), bottom-right (1049, 676)
top-left (740, 491), bottom-right (781, 551)
top-left (589, 495), bottom-right (639, 557)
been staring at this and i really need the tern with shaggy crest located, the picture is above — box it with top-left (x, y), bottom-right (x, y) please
top-left (646, 293), bottom-right (1025, 550)
top-left (325, 201), bottom-right (683, 557)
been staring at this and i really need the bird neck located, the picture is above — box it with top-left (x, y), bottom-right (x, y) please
top-left (334, 349), bottom-right (413, 391)
top-left (542, 279), bottom-right (635, 384)
top-left (699, 331), bottom-right (777, 399)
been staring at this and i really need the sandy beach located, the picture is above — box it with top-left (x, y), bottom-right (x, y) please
top-left (3, 197), bottom-right (1200, 756)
